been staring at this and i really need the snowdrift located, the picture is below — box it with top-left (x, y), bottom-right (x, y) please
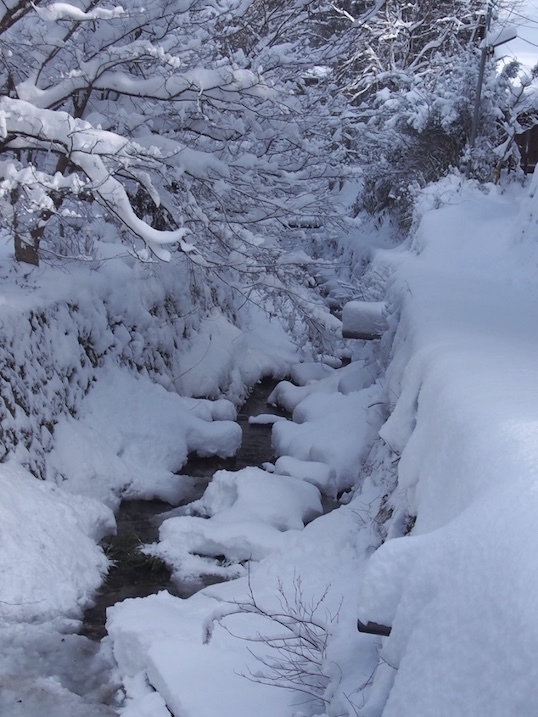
top-left (358, 177), bottom-right (538, 716)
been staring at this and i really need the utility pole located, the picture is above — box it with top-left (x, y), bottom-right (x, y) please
top-left (469, 1), bottom-right (517, 148)
top-left (470, 1), bottom-right (493, 148)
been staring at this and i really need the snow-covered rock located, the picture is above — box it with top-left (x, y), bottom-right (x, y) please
top-left (342, 300), bottom-right (388, 339)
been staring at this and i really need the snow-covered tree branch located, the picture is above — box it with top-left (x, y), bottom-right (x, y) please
top-left (0, 0), bottom-right (344, 267)
top-left (333, 0), bottom-right (527, 224)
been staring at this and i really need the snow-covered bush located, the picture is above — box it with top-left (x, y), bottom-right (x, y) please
top-left (204, 574), bottom-right (341, 712)
top-left (347, 50), bottom-right (481, 226)
top-left (335, 1), bottom-right (527, 225)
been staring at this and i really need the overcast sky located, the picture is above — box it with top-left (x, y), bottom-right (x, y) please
top-left (500, 0), bottom-right (538, 69)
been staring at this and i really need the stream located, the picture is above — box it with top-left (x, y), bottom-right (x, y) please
top-left (81, 378), bottom-right (287, 641)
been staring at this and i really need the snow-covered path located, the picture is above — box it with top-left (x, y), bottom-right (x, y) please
top-left (358, 178), bottom-right (538, 716)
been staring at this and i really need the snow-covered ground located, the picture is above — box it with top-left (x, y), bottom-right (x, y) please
top-left (105, 175), bottom-right (538, 717)
top-left (357, 175), bottom-right (538, 716)
top-left (2, 173), bottom-right (538, 716)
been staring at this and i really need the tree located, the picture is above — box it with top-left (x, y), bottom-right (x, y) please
top-left (339, 0), bottom-right (485, 101)
top-left (332, 0), bottom-right (489, 224)
top-left (0, 0), bottom-right (344, 270)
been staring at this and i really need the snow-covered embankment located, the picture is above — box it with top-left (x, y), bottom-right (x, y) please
top-left (358, 178), bottom-right (538, 716)
top-left (0, 246), bottom-right (300, 714)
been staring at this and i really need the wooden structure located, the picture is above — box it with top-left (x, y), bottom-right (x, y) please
top-left (357, 618), bottom-right (392, 637)
top-left (515, 120), bottom-right (538, 174)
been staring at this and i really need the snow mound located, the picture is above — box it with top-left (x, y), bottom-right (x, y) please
top-left (272, 385), bottom-right (383, 491)
top-left (341, 300), bottom-right (387, 339)
top-left (0, 460), bottom-right (113, 624)
top-left (148, 466), bottom-right (321, 583)
top-left (273, 455), bottom-right (337, 497)
top-left (107, 591), bottom-right (293, 717)
top-left (187, 466), bottom-right (322, 527)
top-left (268, 359), bottom-right (376, 412)
top-left (49, 367), bottom-right (242, 508)
top-left (150, 516), bottom-right (289, 583)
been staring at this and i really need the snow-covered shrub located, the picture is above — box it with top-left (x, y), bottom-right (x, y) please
top-left (203, 574), bottom-right (341, 712)
top-left (335, 2), bottom-right (529, 225)
top-left (350, 51), bottom-right (481, 227)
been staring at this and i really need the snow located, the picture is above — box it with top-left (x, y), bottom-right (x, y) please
top-left (8, 3), bottom-right (535, 715)
top-left (0, 98), bottom-right (192, 258)
top-left (49, 366), bottom-right (242, 508)
top-left (103, 351), bottom-right (388, 715)
top-left (0, 220), bottom-right (306, 714)
top-left (341, 300), bottom-right (388, 339)
top-left (107, 501), bottom-right (381, 717)
top-left (143, 465), bottom-right (323, 585)
top-left (3, 170), bottom-right (538, 717)
top-left (248, 413), bottom-right (287, 424)
top-left (103, 175), bottom-right (538, 717)
top-left (107, 591), bottom-right (294, 717)
top-left (273, 456), bottom-right (337, 496)
top-left (267, 359), bottom-right (378, 412)
top-left (358, 176), bottom-right (538, 716)
top-left (272, 383), bottom-right (383, 492)
top-left (34, 3), bottom-right (125, 22)
top-left (0, 459), bottom-right (112, 625)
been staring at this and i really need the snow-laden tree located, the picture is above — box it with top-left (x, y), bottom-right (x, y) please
top-left (338, 0), bottom-right (484, 102)
top-left (0, 1), bottom-right (344, 274)
top-left (332, 0), bottom-right (490, 224)
top-left (215, 0), bottom-right (348, 71)
top-left (478, 60), bottom-right (538, 180)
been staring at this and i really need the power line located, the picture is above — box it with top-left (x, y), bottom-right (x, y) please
top-left (506, 4), bottom-right (538, 18)
top-left (503, 8), bottom-right (538, 24)
top-left (518, 34), bottom-right (538, 46)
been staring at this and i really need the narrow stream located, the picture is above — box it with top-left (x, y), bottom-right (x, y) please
top-left (81, 378), bottom-right (287, 640)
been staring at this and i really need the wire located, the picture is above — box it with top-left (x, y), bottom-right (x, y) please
top-left (504, 8), bottom-right (538, 24)
top-left (517, 34), bottom-right (538, 47)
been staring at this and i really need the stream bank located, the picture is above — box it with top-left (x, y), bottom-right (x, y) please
top-left (82, 378), bottom-right (287, 640)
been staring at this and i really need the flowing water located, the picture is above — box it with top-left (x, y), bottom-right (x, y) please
top-left (81, 378), bottom-right (286, 640)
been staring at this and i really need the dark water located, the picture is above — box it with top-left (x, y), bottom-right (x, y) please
top-left (81, 378), bottom-right (286, 640)
top-left (186, 377), bottom-right (286, 476)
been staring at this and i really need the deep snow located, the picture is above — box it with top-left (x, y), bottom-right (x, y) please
top-left (2, 174), bottom-right (538, 717)
top-left (105, 175), bottom-right (538, 717)
top-left (357, 175), bottom-right (538, 716)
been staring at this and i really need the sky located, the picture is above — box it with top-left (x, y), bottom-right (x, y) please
top-left (500, 0), bottom-right (538, 69)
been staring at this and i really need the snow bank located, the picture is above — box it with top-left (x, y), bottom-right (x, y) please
top-left (0, 233), bottom-right (298, 483)
top-left (49, 366), bottom-right (242, 508)
top-left (358, 179), bottom-right (538, 716)
top-left (341, 300), bottom-right (388, 339)
top-left (0, 460), bottom-right (113, 625)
